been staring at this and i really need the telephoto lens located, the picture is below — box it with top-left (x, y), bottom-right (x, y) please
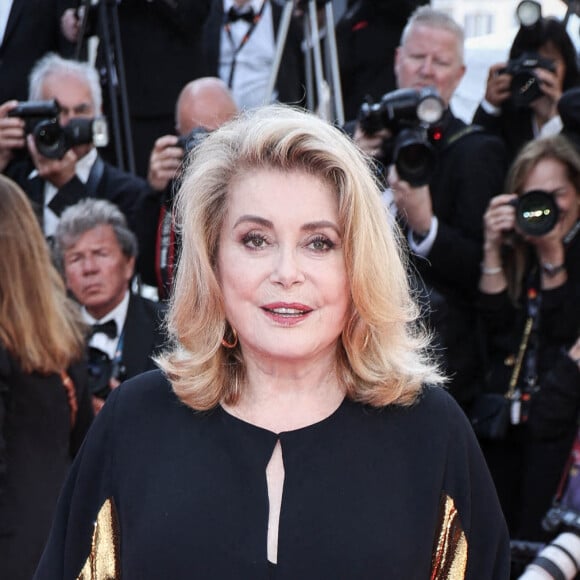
top-left (512, 189), bottom-right (559, 237)
top-left (518, 532), bottom-right (580, 579)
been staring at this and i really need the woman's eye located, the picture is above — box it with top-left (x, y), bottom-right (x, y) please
top-left (242, 233), bottom-right (268, 249)
top-left (308, 236), bottom-right (335, 252)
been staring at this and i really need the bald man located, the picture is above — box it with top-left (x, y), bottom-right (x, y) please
top-left (137, 77), bottom-right (238, 297)
top-left (147, 76), bottom-right (238, 192)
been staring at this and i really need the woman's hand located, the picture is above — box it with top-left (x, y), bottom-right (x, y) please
top-left (529, 67), bottom-right (563, 126)
top-left (483, 193), bottom-right (517, 251)
top-left (484, 63), bottom-right (512, 108)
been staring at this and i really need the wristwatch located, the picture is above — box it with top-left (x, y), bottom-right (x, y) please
top-left (541, 262), bottom-right (566, 278)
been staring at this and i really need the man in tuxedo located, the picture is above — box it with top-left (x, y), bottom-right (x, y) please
top-left (203, 0), bottom-right (304, 110)
top-left (0, 52), bottom-right (151, 240)
top-left (54, 198), bottom-right (166, 413)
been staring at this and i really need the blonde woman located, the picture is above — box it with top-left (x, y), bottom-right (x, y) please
top-left (36, 105), bottom-right (508, 579)
top-left (0, 175), bottom-right (92, 580)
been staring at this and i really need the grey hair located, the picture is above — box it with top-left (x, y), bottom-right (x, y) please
top-left (28, 52), bottom-right (102, 113)
top-left (53, 199), bottom-right (138, 271)
top-left (400, 6), bottom-right (465, 64)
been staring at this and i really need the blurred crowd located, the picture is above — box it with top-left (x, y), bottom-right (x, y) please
top-left (0, 0), bottom-right (579, 578)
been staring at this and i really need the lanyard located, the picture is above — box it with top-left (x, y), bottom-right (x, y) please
top-left (224, 1), bottom-right (267, 88)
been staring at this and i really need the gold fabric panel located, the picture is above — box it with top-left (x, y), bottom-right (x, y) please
top-left (430, 493), bottom-right (468, 579)
top-left (77, 497), bottom-right (121, 579)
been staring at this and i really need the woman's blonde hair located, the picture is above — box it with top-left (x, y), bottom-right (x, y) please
top-left (0, 175), bottom-right (85, 373)
top-left (158, 105), bottom-right (443, 410)
top-left (503, 134), bottom-right (580, 301)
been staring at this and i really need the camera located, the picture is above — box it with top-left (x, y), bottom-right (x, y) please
top-left (358, 87), bottom-right (445, 186)
top-left (176, 126), bottom-right (209, 154)
top-left (500, 52), bottom-right (556, 108)
top-left (7, 99), bottom-right (108, 159)
top-left (87, 347), bottom-right (127, 400)
top-left (510, 189), bottom-right (559, 237)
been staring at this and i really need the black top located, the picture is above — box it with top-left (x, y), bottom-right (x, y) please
top-left (35, 370), bottom-right (509, 579)
top-left (0, 345), bottom-right (93, 580)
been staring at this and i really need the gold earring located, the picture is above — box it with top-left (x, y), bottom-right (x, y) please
top-left (221, 326), bottom-right (238, 349)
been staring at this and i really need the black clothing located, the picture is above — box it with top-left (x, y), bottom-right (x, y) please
top-left (35, 371), bottom-right (509, 578)
top-left (477, 224), bottom-right (580, 540)
top-left (0, 0), bottom-right (74, 104)
top-left (203, 0), bottom-right (305, 107)
top-left (79, 0), bottom-right (210, 175)
top-left (472, 102), bottom-right (536, 165)
top-left (119, 293), bottom-right (167, 379)
top-left (335, 0), bottom-right (428, 121)
top-left (528, 350), bottom-right (580, 442)
top-left (0, 345), bottom-right (92, 580)
top-left (5, 154), bottom-right (150, 236)
top-left (409, 112), bottom-right (509, 407)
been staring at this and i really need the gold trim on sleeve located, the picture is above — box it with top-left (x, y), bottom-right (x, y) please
top-left (430, 493), bottom-right (468, 579)
top-left (77, 497), bottom-right (121, 579)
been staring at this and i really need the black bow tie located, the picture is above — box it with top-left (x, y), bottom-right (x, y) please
top-left (90, 319), bottom-right (117, 339)
top-left (226, 6), bottom-right (255, 24)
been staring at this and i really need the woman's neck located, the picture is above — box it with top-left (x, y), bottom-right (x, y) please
top-left (223, 355), bottom-right (345, 433)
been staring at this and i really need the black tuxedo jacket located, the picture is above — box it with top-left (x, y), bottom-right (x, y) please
top-left (472, 102), bottom-right (535, 165)
top-left (120, 293), bottom-right (167, 380)
top-left (94, 0), bottom-right (211, 118)
top-left (0, 0), bottom-right (74, 103)
top-left (5, 154), bottom-right (151, 235)
top-left (203, 0), bottom-right (305, 106)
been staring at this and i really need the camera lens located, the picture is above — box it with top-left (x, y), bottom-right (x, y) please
top-left (515, 189), bottom-right (559, 236)
top-left (33, 119), bottom-right (66, 159)
top-left (393, 128), bottom-right (435, 187)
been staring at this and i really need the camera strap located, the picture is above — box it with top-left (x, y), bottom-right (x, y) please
top-left (507, 267), bottom-right (541, 424)
top-left (440, 124), bottom-right (483, 151)
top-left (155, 200), bottom-right (176, 301)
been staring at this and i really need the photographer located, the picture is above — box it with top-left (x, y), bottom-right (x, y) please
top-left (54, 199), bottom-right (167, 415)
top-left (473, 15), bottom-right (580, 165)
top-left (136, 77), bottom-right (238, 298)
top-left (353, 6), bottom-right (508, 409)
top-left (477, 134), bottom-right (580, 542)
top-left (0, 53), bottom-right (151, 240)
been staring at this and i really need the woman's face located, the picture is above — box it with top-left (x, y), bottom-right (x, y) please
top-left (216, 168), bottom-right (350, 368)
top-left (522, 157), bottom-right (579, 237)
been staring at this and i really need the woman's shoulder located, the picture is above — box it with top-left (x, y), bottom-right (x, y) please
top-left (114, 368), bottom-right (174, 407)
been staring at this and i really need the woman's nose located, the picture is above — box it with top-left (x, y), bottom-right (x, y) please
top-left (270, 247), bottom-right (305, 287)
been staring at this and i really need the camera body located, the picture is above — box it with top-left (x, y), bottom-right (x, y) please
top-left (87, 347), bottom-right (127, 400)
top-left (500, 52), bottom-right (556, 107)
top-left (358, 87), bottom-right (444, 186)
top-left (510, 189), bottom-right (560, 237)
top-left (176, 126), bottom-right (209, 154)
top-left (543, 504), bottom-right (580, 536)
top-left (7, 99), bottom-right (108, 159)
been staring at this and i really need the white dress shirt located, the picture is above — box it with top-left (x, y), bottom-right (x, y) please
top-left (29, 147), bottom-right (98, 238)
top-left (0, 0), bottom-right (14, 46)
top-left (219, 0), bottom-right (277, 110)
top-left (83, 290), bottom-right (130, 360)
